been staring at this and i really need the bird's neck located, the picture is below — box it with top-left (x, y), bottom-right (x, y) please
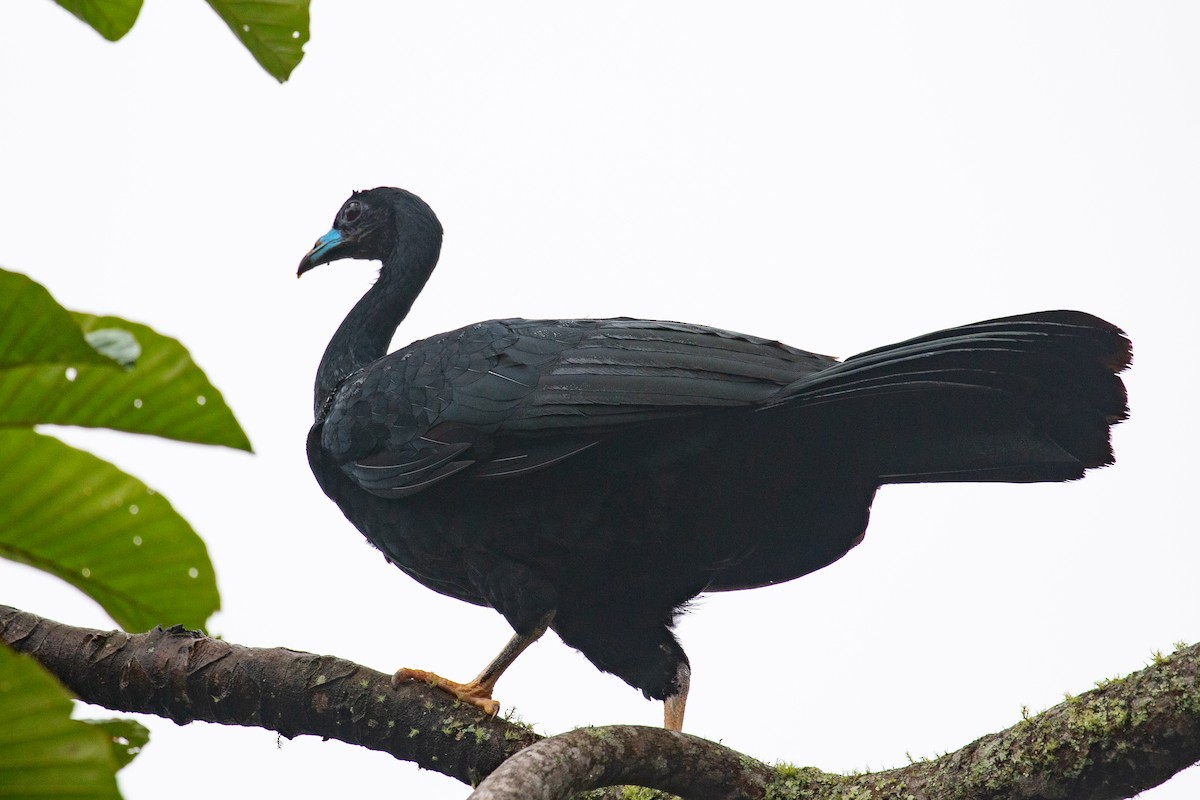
top-left (313, 244), bottom-right (438, 417)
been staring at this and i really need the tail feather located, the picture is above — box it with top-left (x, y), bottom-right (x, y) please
top-left (769, 311), bottom-right (1131, 483)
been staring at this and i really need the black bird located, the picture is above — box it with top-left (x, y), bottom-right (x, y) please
top-left (298, 187), bottom-right (1130, 730)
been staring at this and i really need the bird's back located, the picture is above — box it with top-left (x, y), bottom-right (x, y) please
top-left (315, 316), bottom-right (839, 483)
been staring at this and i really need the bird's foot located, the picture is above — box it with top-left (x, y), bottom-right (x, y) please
top-left (392, 668), bottom-right (501, 716)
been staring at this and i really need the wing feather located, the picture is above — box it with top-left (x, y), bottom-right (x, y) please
top-left (318, 317), bottom-right (834, 496)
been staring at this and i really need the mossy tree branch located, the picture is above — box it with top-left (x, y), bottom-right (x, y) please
top-left (470, 726), bottom-right (773, 799)
top-left (2, 605), bottom-right (1197, 799)
top-left (0, 604), bottom-right (538, 787)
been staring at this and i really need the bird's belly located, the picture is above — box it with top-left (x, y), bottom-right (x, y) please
top-left (314, 438), bottom-right (879, 622)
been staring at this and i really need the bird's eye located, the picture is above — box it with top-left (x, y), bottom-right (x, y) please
top-left (341, 201), bottom-right (363, 224)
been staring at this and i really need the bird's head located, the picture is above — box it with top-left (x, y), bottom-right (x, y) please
top-left (297, 187), bottom-right (443, 277)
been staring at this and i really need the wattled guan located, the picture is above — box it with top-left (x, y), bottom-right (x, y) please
top-left (298, 187), bottom-right (1130, 729)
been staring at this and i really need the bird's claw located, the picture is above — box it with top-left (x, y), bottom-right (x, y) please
top-left (392, 667), bottom-right (501, 716)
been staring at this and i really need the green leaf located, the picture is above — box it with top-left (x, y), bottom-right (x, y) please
top-left (85, 328), bottom-right (141, 369)
top-left (0, 312), bottom-right (252, 452)
top-left (53, 0), bottom-right (144, 42)
top-left (0, 429), bottom-right (220, 632)
top-left (81, 718), bottom-right (151, 770)
top-left (0, 268), bottom-right (117, 369)
top-left (206, 0), bottom-right (310, 83)
top-left (0, 644), bottom-right (122, 799)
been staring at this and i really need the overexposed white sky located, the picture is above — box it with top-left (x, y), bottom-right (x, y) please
top-left (2, 3), bottom-right (1198, 798)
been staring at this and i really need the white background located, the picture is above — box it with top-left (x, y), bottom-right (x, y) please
top-left (1, 3), bottom-right (1197, 798)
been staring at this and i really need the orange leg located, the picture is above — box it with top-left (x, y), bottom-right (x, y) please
top-left (392, 612), bottom-right (553, 716)
top-left (663, 662), bottom-right (691, 731)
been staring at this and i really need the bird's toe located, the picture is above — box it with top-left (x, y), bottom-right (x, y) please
top-left (392, 667), bottom-right (501, 716)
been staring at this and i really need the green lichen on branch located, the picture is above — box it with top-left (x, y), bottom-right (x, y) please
top-left (576, 787), bottom-right (681, 800)
top-left (763, 763), bottom-right (919, 800)
top-left (759, 643), bottom-right (1200, 800)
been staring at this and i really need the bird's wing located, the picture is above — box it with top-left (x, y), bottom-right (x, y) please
top-left (495, 319), bottom-right (836, 430)
top-left (318, 318), bottom-right (837, 497)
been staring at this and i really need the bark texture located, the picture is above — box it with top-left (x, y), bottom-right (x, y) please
top-left (0, 605), bottom-right (538, 786)
top-left (469, 725), bottom-right (772, 799)
top-left (2, 605), bottom-right (1198, 799)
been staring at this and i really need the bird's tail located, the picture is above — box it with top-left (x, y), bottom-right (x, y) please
top-left (767, 311), bottom-right (1131, 483)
